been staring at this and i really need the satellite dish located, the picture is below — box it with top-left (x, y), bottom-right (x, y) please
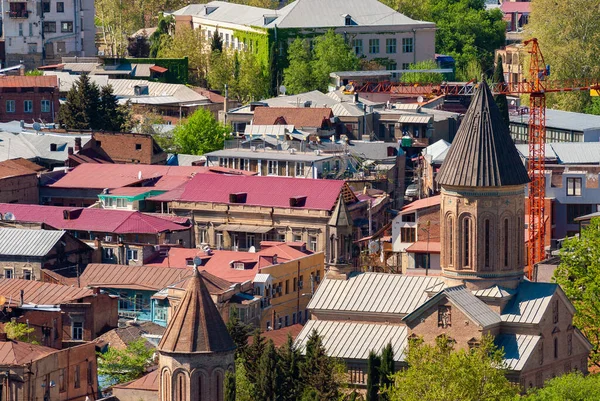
top-left (279, 85), bottom-right (287, 95)
top-left (193, 256), bottom-right (203, 267)
top-left (368, 240), bottom-right (380, 254)
top-left (0, 295), bottom-right (6, 306)
top-left (137, 171), bottom-right (142, 180)
top-left (3, 212), bottom-right (15, 221)
top-left (248, 246), bottom-right (256, 253)
top-left (32, 122), bottom-right (41, 132)
top-left (417, 96), bottom-right (424, 103)
top-left (344, 84), bottom-right (355, 93)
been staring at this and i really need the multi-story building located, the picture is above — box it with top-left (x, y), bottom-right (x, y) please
top-left (0, 0), bottom-right (96, 68)
top-left (0, 158), bottom-right (42, 204)
top-left (0, 75), bottom-right (59, 122)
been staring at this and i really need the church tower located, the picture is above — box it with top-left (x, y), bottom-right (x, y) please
top-left (436, 80), bottom-right (530, 290)
top-left (157, 266), bottom-right (236, 401)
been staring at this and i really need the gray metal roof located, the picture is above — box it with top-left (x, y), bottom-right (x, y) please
top-left (436, 81), bottom-right (530, 187)
top-left (473, 285), bottom-right (516, 299)
top-left (0, 128), bottom-right (91, 163)
top-left (546, 142), bottom-right (600, 165)
top-left (308, 273), bottom-right (442, 315)
top-left (0, 228), bottom-right (66, 257)
top-left (404, 285), bottom-right (501, 328)
top-left (510, 108), bottom-right (600, 132)
top-left (295, 320), bottom-right (408, 362)
top-left (495, 334), bottom-right (540, 371)
top-left (348, 141), bottom-right (397, 161)
top-left (501, 281), bottom-right (557, 325)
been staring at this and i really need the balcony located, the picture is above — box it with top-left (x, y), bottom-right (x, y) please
top-left (9, 10), bottom-right (28, 18)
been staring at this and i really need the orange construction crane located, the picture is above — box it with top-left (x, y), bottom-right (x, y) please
top-left (354, 38), bottom-right (600, 280)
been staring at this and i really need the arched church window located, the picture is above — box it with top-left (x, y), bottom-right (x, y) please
top-left (448, 216), bottom-right (453, 265)
top-left (463, 218), bottom-right (470, 267)
top-left (504, 219), bottom-right (509, 267)
top-left (484, 219), bottom-right (490, 268)
top-left (162, 370), bottom-right (171, 401)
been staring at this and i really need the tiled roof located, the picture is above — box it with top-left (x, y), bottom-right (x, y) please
top-left (251, 324), bottom-right (304, 348)
top-left (404, 285), bottom-right (501, 328)
top-left (501, 281), bottom-right (558, 325)
top-left (113, 369), bottom-right (159, 391)
top-left (308, 273), bottom-right (442, 315)
top-left (0, 278), bottom-right (94, 306)
top-left (160, 270), bottom-right (234, 295)
top-left (96, 322), bottom-right (165, 350)
top-left (0, 339), bottom-right (57, 365)
top-left (153, 174), bottom-right (345, 211)
top-left (405, 241), bottom-right (441, 253)
top-left (253, 107), bottom-right (333, 127)
top-left (0, 228), bottom-right (66, 257)
top-left (0, 75), bottom-right (57, 88)
top-left (400, 195), bottom-right (441, 213)
top-left (0, 204), bottom-right (190, 234)
top-left (495, 334), bottom-right (540, 371)
top-left (80, 264), bottom-right (192, 291)
top-left (436, 81), bottom-right (529, 187)
top-left (295, 320), bottom-right (408, 362)
top-left (158, 268), bottom-right (236, 353)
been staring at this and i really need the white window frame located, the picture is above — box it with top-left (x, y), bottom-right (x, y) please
top-left (24, 100), bottom-right (33, 113)
top-left (295, 162), bottom-right (305, 177)
top-left (4, 268), bottom-right (14, 279)
top-left (566, 177), bottom-right (582, 196)
top-left (219, 157), bottom-right (229, 168)
top-left (22, 269), bottom-right (32, 280)
top-left (369, 39), bottom-right (379, 54)
top-left (72, 321), bottom-right (83, 340)
top-left (41, 99), bottom-right (51, 113)
top-left (309, 235), bottom-right (318, 251)
top-left (386, 38), bottom-right (397, 54)
top-left (127, 249), bottom-right (139, 261)
top-left (6, 100), bottom-right (15, 113)
top-left (267, 160), bottom-right (278, 175)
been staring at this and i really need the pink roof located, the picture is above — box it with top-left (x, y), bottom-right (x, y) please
top-left (405, 241), bottom-right (441, 254)
top-left (145, 243), bottom-right (311, 283)
top-left (0, 203), bottom-right (190, 234)
top-left (500, 2), bottom-right (530, 13)
top-left (400, 195), bottom-right (441, 213)
top-left (152, 174), bottom-right (345, 211)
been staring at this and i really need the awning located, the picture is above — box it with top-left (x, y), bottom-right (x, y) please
top-left (406, 241), bottom-right (441, 253)
top-left (150, 65), bottom-right (168, 73)
top-left (215, 224), bottom-right (273, 234)
top-left (398, 115), bottom-right (432, 124)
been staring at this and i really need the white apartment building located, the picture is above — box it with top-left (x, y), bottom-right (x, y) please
top-left (0, 0), bottom-right (96, 69)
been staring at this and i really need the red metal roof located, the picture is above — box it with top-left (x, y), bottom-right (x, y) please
top-left (80, 264), bottom-right (192, 291)
top-left (405, 241), bottom-right (441, 254)
top-left (0, 75), bottom-right (58, 88)
top-left (114, 369), bottom-right (159, 391)
top-left (400, 195), bottom-right (441, 213)
top-left (149, 65), bottom-right (168, 73)
top-left (249, 324), bottom-right (304, 348)
top-left (0, 339), bottom-right (57, 365)
top-left (0, 278), bottom-right (94, 306)
top-left (0, 203), bottom-right (190, 234)
top-left (0, 159), bottom-right (41, 179)
top-left (153, 174), bottom-right (345, 211)
top-left (500, 2), bottom-right (531, 13)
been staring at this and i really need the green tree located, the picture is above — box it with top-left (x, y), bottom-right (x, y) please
top-left (278, 334), bottom-right (303, 401)
top-left (58, 74), bottom-right (101, 130)
top-left (149, 13), bottom-right (174, 57)
top-left (244, 329), bottom-right (266, 386)
top-left (211, 28), bottom-right (224, 52)
top-left (527, 0), bottom-right (600, 113)
top-left (388, 335), bottom-right (518, 401)
top-left (225, 370), bottom-right (236, 401)
top-left (208, 50), bottom-right (235, 94)
top-left (226, 308), bottom-right (252, 358)
top-left (172, 108), bottom-right (229, 155)
top-left (256, 340), bottom-right (281, 401)
top-left (5, 321), bottom-right (37, 343)
top-left (98, 85), bottom-right (131, 132)
top-left (283, 38), bottom-right (314, 94)
top-left (520, 372), bottom-right (600, 400)
top-left (400, 60), bottom-right (444, 84)
top-left (234, 50), bottom-right (270, 102)
top-left (235, 357), bottom-right (255, 401)
top-left (300, 330), bottom-right (340, 400)
top-left (456, 58), bottom-right (483, 82)
top-left (585, 98), bottom-right (600, 116)
top-left (25, 70), bottom-right (43, 76)
top-left (311, 30), bottom-right (359, 92)
top-left (555, 218), bottom-right (600, 368)
top-left (367, 351), bottom-right (381, 401)
top-left (157, 25), bottom-right (208, 85)
top-left (97, 338), bottom-right (154, 386)
top-left (492, 56), bottom-right (510, 129)
top-left (379, 343), bottom-right (395, 401)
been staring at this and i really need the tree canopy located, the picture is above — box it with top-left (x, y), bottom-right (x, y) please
top-left (400, 60), bottom-right (444, 84)
top-left (555, 218), bottom-right (600, 368)
top-left (520, 372), bottom-right (600, 401)
top-left (173, 108), bottom-right (229, 155)
top-left (5, 321), bottom-right (37, 343)
top-left (387, 335), bottom-right (518, 401)
top-left (158, 25), bottom-right (209, 86)
top-left (97, 338), bottom-right (154, 386)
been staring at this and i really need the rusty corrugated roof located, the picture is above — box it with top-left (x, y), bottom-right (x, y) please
top-left (436, 80), bottom-right (529, 187)
top-left (0, 75), bottom-right (57, 88)
top-left (0, 339), bottom-right (57, 365)
top-left (80, 264), bottom-right (191, 291)
top-left (0, 278), bottom-right (94, 306)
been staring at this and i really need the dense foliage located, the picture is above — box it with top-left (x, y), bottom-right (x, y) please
top-left (400, 60), bottom-right (444, 84)
top-left (172, 108), bottom-right (230, 155)
top-left (5, 321), bottom-right (37, 343)
top-left (97, 338), bottom-right (154, 386)
top-left (520, 372), bottom-right (600, 400)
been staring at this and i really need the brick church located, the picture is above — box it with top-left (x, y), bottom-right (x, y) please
top-left (296, 80), bottom-right (592, 390)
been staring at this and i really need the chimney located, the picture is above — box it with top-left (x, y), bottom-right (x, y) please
top-left (19, 65), bottom-right (25, 76)
top-left (272, 254), bottom-right (278, 264)
top-left (74, 137), bottom-right (81, 152)
top-left (19, 289), bottom-right (24, 307)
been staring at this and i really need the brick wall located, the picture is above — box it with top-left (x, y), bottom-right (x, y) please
top-left (0, 174), bottom-right (39, 204)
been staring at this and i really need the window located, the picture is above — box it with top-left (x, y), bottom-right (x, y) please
top-left (72, 321), bottom-right (83, 340)
top-left (57, 1), bottom-right (64, 12)
top-left (438, 305), bottom-right (451, 328)
top-left (284, 315), bottom-right (289, 327)
top-left (219, 157), bottom-right (229, 168)
top-left (400, 227), bottom-right (416, 243)
top-left (56, 41), bottom-right (66, 53)
top-left (552, 299), bottom-right (559, 323)
top-left (567, 333), bottom-right (573, 356)
top-left (402, 63), bottom-right (410, 70)
top-left (41, 100), bottom-right (51, 113)
top-left (4, 269), bottom-right (13, 279)
top-left (504, 218), bottom-right (509, 267)
top-left (448, 217), bottom-right (453, 265)
top-left (6, 100), bottom-right (14, 113)
top-left (43, 21), bottom-right (56, 33)
top-left (554, 337), bottom-right (558, 359)
top-left (309, 235), bottom-right (317, 252)
top-left (386, 38), bottom-right (397, 54)
top-left (295, 162), bottom-right (305, 177)
top-left (267, 160), bottom-right (278, 175)
top-left (59, 368), bottom-right (66, 392)
top-left (42, 1), bottom-right (50, 12)
top-left (240, 158), bottom-right (250, 171)
top-left (61, 21), bottom-right (73, 33)
top-left (18, 23), bottom-right (23, 36)
top-left (24, 100), bottom-right (32, 113)
top-left (127, 249), bottom-right (139, 261)
top-left (293, 232), bottom-right (302, 242)
top-left (74, 365), bottom-right (80, 388)
top-left (539, 341), bottom-right (544, 365)
top-left (567, 204), bottom-right (592, 224)
top-left (216, 232), bottom-right (223, 249)
top-left (103, 248), bottom-right (115, 260)
top-left (463, 218), bottom-right (470, 267)
top-left (484, 219), bottom-right (490, 268)
top-left (28, 23), bottom-right (33, 36)
top-left (369, 39), bottom-right (379, 54)
top-left (23, 269), bottom-right (32, 280)
top-left (353, 39), bottom-right (363, 55)
top-left (116, 198), bottom-right (126, 208)
top-left (566, 177), bottom-right (582, 196)
top-left (402, 37), bottom-right (413, 53)
top-left (135, 144), bottom-right (142, 150)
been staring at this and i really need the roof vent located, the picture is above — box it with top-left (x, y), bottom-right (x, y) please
top-left (272, 254), bottom-right (278, 264)
top-left (134, 84), bottom-right (148, 96)
top-left (229, 192), bottom-right (247, 204)
top-left (303, 100), bottom-right (312, 108)
top-left (263, 14), bottom-right (277, 25)
top-left (343, 14), bottom-right (353, 26)
top-left (205, 5), bottom-right (218, 15)
top-left (289, 196), bottom-right (307, 207)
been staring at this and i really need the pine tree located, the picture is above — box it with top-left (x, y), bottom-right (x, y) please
top-left (300, 330), bottom-right (339, 400)
top-left (379, 343), bottom-right (395, 401)
top-left (283, 38), bottom-right (313, 94)
top-left (226, 308), bottom-right (251, 358)
top-left (367, 351), bottom-right (381, 401)
top-left (256, 340), bottom-right (281, 401)
top-left (278, 334), bottom-right (303, 401)
top-left (98, 85), bottom-right (126, 131)
top-left (211, 28), bottom-right (223, 52)
top-left (224, 370), bottom-right (236, 401)
top-left (58, 74), bottom-right (100, 130)
top-left (492, 56), bottom-right (510, 129)
top-left (244, 329), bottom-right (266, 386)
